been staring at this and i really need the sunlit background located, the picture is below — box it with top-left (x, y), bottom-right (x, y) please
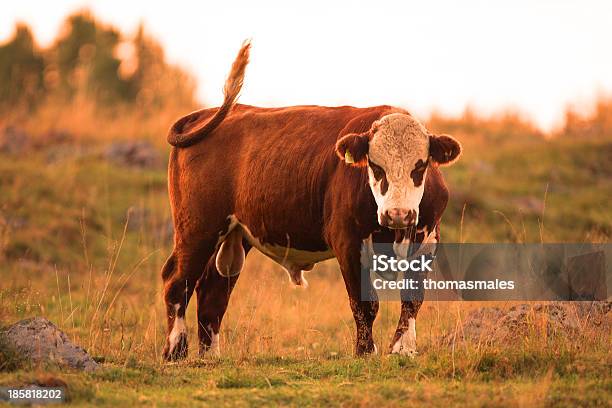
top-left (2, 0), bottom-right (611, 130)
top-left (0, 3), bottom-right (611, 405)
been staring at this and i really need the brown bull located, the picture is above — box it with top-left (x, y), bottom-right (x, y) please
top-left (161, 42), bottom-right (461, 360)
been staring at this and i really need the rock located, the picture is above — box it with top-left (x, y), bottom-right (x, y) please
top-left (0, 215), bottom-right (28, 229)
top-left (470, 160), bottom-right (494, 174)
top-left (0, 126), bottom-right (31, 154)
top-left (441, 301), bottom-right (611, 345)
top-left (126, 206), bottom-right (151, 231)
top-left (104, 140), bottom-right (162, 169)
top-left (158, 219), bottom-right (175, 243)
top-left (2, 317), bottom-right (98, 371)
top-left (45, 144), bottom-right (93, 164)
top-left (124, 206), bottom-right (173, 243)
top-left (573, 300), bottom-right (612, 317)
top-left (40, 130), bottom-right (74, 146)
top-left (450, 188), bottom-right (486, 211)
top-left (512, 196), bottom-right (544, 214)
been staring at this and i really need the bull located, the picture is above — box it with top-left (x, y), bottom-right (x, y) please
top-left (161, 42), bottom-right (461, 360)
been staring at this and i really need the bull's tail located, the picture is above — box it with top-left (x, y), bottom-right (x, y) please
top-left (167, 41), bottom-right (251, 148)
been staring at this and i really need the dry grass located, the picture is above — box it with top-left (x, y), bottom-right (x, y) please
top-left (0, 94), bottom-right (193, 148)
top-left (1, 247), bottom-right (610, 405)
top-left (0, 100), bottom-right (610, 405)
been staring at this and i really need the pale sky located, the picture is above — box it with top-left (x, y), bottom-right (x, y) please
top-left (1, 0), bottom-right (611, 130)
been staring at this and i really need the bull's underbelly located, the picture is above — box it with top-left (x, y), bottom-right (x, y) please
top-left (250, 241), bottom-right (335, 268)
top-left (217, 215), bottom-right (335, 286)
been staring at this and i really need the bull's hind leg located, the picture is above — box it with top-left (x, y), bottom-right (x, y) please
top-left (162, 239), bottom-right (216, 361)
top-left (196, 242), bottom-right (251, 357)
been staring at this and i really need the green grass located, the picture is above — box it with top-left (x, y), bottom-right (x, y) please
top-left (0, 135), bottom-right (610, 268)
top-left (0, 134), bottom-right (611, 406)
top-left (1, 352), bottom-right (610, 406)
top-left (441, 136), bottom-right (612, 242)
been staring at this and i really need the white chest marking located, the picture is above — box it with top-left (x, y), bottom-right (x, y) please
top-left (393, 227), bottom-right (438, 260)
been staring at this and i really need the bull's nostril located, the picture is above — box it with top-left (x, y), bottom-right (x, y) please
top-left (404, 210), bottom-right (417, 225)
top-left (382, 208), bottom-right (414, 228)
top-left (380, 211), bottom-right (392, 226)
top-left (387, 208), bottom-right (401, 218)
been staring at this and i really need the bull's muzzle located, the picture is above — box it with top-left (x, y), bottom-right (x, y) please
top-left (380, 208), bottom-right (417, 229)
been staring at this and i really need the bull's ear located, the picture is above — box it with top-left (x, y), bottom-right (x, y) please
top-left (429, 134), bottom-right (461, 166)
top-left (335, 132), bottom-right (370, 167)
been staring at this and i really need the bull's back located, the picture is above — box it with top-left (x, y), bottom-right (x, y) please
top-left (169, 104), bottom-right (398, 249)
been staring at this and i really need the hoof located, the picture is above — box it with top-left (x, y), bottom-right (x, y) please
top-left (390, 347), bottom-right (418, 358)
top-left (198, 347), bottom-right (221, 359)
top-left (198, 342), bottom-right (221, 359)
top-left (163, 332), bottom-right (188, 361)
top-left (390, 318), bottom-right (417, 358)
top-left (198, 324), bottom-right (221, 358)
top-left (355, 342), bottom-right (378, 356)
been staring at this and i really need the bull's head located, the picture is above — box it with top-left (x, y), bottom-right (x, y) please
top-left (335, 113), bottom-right (461, 229)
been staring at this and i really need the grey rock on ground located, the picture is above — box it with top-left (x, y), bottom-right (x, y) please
top-left (125, 206), bottom-right (174, 243)
top-left (512, 196), bottom-right (545, 214)
top-left (441, 301), bottom-right (611, 345)
top-left (104, 140), bottom-right (162, 168)
top-left (45, 144), bottom-right (95, 164)
top-left (0, 126), bottom-right (31, 154)
top-left (2, 317), bottom-right (98, 371)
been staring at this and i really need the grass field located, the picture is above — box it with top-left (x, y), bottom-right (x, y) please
top-left (0, 128), bottom-right (611, 406)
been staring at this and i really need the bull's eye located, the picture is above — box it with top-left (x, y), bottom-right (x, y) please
top-left (368, 160), bottom-right (388, 195)
top-left (368, 160), bottom-right (385, 181)
top-left (410, 159), bottom-right (428, 187)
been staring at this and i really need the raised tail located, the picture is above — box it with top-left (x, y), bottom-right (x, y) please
top-left (167, 41), bottom-right (251, 148)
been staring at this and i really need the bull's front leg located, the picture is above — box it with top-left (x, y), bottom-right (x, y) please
top-left (390, 250), bottom-right (426, 357)
top-left (390, 299), bottom-right (422, 356)
top-left (332, 236), bottom-right (379, 355)
top-left (390, 225), bottom-right (439, 356)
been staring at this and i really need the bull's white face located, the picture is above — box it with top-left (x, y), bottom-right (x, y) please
top-left (367, 114), bottom-right (430, 229)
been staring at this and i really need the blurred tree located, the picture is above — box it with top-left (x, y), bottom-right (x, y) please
top-left (0, 11), bottom-right (196, 124)
top-left (0, 24), bottom-right (45, 112)
top-left (52, 12), bottom-right (135, 104)
top-left (562, 97), bottom-right (612, 139)
top-left (129, 24), bottom-right (196, 113)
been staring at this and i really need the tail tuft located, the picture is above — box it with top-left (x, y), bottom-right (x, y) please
top-left (223, 40), bottom-right (250, 109)
top-left (167, 41), bottom-right (251, 148)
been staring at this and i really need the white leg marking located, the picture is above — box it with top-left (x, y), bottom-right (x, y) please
top-left (207, 324), bottom-right (220, 357)
top-left (391, 318), bottom-right (417, 357)
top-left (168, 304), bottom-right (186, 352)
